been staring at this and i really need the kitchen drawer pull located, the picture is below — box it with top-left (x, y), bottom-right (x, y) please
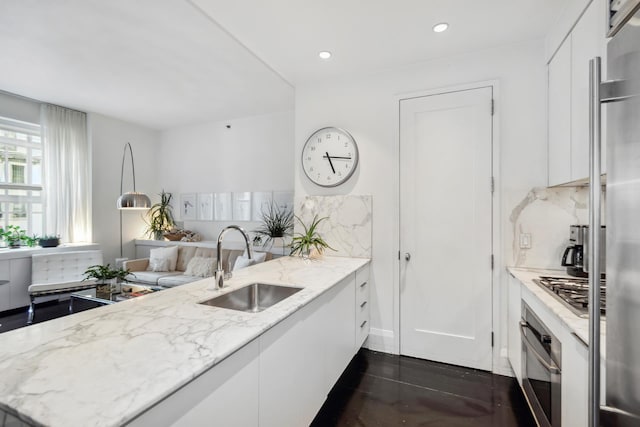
top-left (360, 320), bottom-right (367, 328)
top-left (360, 301), bottom-right (367, 308)
top-left (520, 321), bottom-right (561, 375)
top-left (360, 281), bottom-right (367, 288)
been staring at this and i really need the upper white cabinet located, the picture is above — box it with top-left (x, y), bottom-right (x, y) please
top-left (548, 0), bottom-right (608, 186)
top-left (548, 38), bottom-right (572, 186)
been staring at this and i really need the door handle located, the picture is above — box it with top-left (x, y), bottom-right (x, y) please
top-left (405, 253), bottom-right (411, 261)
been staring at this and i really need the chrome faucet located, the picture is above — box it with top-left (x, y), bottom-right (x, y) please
top-left (215, 225), bottom-right (253, 289)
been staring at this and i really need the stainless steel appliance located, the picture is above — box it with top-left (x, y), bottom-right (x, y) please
top-left (533, 276), bottom-right (606, 318)
top-left (520, 301), bottom-right (562, 427)
top-left (588, 1), bottom-right (640, 425)
top-left (561, 225), bottom-right (606, 278)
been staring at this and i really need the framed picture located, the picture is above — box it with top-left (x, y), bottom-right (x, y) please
top-left (232, 192), bottom-right (252, 221)
top-left (214, 192), bottom-right (232, 221)
top-left (197, 193), bottom-right (213, 221)
top-left (180, 193), bottom-right (197, 220)
top-left (251, 191), bottom-right (273, 221)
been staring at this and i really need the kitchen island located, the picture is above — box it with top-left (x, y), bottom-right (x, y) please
top-left (0, 255), bottom-right (370, 427)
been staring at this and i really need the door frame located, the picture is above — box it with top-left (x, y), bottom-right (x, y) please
top-left (392, 80), bottom-right (503, 371)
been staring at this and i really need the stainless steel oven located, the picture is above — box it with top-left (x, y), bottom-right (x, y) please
top-left (521, 302), bottom-right (562, 427)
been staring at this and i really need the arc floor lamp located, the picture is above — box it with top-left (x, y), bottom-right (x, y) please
top-left (117, 142), bottom-right (151, 257)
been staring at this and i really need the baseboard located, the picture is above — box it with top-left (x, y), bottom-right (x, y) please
top-left (493, 351), bottom-right (514, 377)
top-left (364, 328), bottom-right (397, 354)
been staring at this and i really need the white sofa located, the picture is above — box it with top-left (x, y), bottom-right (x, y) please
top-left (123, 246), bottom-right (272, 288)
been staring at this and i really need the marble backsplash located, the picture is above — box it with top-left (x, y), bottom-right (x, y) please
top-left (509, 186), bottom-right (606, 269)
top-left (295, 195), bottom-right (372, 258)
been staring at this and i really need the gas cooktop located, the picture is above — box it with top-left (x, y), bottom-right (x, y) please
top-left (532, 276), bottom-right (606, 318)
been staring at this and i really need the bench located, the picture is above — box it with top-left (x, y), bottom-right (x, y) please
top-left (28, 250), bottom-right (103, 324)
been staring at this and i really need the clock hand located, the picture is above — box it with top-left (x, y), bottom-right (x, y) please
top-left (325, 152), bottom-right (336, 174)
top-left (324, 156), bottom-right (352, 160)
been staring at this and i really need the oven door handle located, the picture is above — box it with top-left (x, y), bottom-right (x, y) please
top-left (520, 321), bottom-right (562, 375)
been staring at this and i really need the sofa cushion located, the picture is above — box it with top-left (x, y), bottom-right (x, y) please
top-left (184, 257), bottom-right (215, 277)
top-left (127, 271), bottom-right (181, 285)
top-left (194, 247), bottom-right (216, 259)
top-left (157, 274), bottom-right (203, 288)
top-left (176, 246), bottom-right (197, 272)
top-left (148, 246), bottom-right (179, 272)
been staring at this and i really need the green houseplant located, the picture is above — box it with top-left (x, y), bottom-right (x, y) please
top-left (254, 202), bottom-right (294, 247)
top-left (289, 215), bottom-right (335, 258)
top-left (0, 225), bottom-right (37, 248)
top-left (146, 190), bottom-right (175, 240)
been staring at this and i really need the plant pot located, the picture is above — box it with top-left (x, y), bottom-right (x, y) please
top-left (39, 238), bottom-right (60, 248)
top-left (153, 230), bottom-right (164, 241)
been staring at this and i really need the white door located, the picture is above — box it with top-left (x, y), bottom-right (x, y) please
top-left (399, 86), bottom-right (493, 371)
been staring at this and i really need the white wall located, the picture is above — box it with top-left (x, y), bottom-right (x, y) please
top-left (294, 39), bottom-right (548, 373)
top-left (158, 111), bottom-right (294, 242)
top-left (90, 113), bottom-right (159, 265)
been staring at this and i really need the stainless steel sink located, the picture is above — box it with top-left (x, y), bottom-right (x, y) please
top-left (200, 283), bottom-right (303, 313)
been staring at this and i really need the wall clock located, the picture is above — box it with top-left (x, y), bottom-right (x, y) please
top-left (302, 127), bottom-right (359, 187)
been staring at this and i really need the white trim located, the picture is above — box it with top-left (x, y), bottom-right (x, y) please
top-left (393, 79), bottom-right (503, 372)
top-left (364, 328), bottom-right (397, 354)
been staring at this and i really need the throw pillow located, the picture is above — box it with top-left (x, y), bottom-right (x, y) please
top-left (148, 257), bottom-right (170, 272)
top-left (233, 255), bottom-right (256, 271)
top-left (185, 257), bottom-right (215, 277)
top-left (242, 250), bottom-right (267, 264)
top-left (147, 246), bottom-right (179, 272)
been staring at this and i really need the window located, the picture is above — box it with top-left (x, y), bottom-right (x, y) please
top-left (0, 117), bottom-right (43, 236)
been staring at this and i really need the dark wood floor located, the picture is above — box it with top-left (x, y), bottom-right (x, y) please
top-left (1, 304), bottom-right (535, 426)
top-left (312, 349), bottom-right (535, 427)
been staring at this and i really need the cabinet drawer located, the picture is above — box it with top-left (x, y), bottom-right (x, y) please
top-left (356, 314), bottom-right (370, 348)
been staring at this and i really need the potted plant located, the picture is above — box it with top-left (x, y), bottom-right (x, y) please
top-left (39, 234), bottom-right (60, 248)
top-left (146, 190), bottom-right (175, 240)
top-left (83, 264), bottom-right (131, 293)
top-left (254, 202), bottom-right (294, 248)
top-left (289, 215), bottom-right (335, 259)
top-left (0, 225), bottom-right (36, 248)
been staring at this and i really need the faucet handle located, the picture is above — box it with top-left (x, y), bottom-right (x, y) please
top-left (224, 271), bottom-right (233, 280)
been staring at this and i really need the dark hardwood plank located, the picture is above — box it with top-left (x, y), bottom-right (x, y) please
top-left (312, 349), bottom-right (535, 427)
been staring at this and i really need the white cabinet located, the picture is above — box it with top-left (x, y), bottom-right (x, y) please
top-left (0, 258), bottom-right (31, 312)
top-left (548, 0), bottom-right (608, 185)
top-left (129, 339), bottom-right (260, 427)
top-left (260, 274), bottom-right (355, 427)
top-left (355, 265), bottom-right (370, 349)
top-left (561, 332), bottom-right (589, 427)
top-left (507, 272), bottom-right (522, 385)
top-left (548, 37), bottom-right (572, 186)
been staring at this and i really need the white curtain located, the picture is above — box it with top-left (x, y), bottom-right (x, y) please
top-left (41, 104), bottom-right (91, 242)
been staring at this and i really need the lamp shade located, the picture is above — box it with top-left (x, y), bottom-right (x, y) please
top-left (117, 191), bottom-right (151, 210)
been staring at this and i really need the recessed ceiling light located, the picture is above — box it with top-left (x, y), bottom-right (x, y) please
top-left (433, 23), bottom-right (449, 33)
top-left (318, 51), bottom-right (332, 60)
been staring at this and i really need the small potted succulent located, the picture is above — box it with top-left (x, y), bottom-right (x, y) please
top-left (289, 215), bottom-right (335, 259)
top-left (38, 234), bottom-right (61, 248)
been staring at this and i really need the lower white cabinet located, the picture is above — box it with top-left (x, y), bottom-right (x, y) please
top-left (0, 258), bottom-right (31, 312)
top-left (355, 265), bottom-right (370, 349)
top-left (133, 269), bottom-right (364, 427)
top-left (507, 272), bottom-right (522, 385)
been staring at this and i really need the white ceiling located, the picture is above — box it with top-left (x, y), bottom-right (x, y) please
top-left (0, 0), bottom-right (557, 131)
top-left (192, 0), bottom-right (558, 83)
top-left (0, 0), bottom-right (294, 130)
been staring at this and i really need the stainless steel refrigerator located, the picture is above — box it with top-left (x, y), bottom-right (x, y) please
top-left (590, 1), bottom-right (640, 425)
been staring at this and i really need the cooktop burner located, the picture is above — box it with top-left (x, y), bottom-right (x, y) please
top-left (532, 276), bottom-right (606, 318)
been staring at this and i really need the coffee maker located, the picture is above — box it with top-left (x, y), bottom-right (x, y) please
top-left (561, 225), bottom-right (606, 277)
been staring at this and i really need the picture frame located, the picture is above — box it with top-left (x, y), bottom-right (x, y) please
top-left (180, 193), bottom-right (197, 220)
top-left (197, 193), bottom-right (213, 221)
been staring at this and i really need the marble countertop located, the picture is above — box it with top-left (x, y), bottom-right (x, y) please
top-left (0, 255), bottom-right (370, 427)
top-left (507, 266), bottom-right (605, 346)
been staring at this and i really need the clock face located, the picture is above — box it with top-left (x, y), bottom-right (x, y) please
top-left (302, 127), bottom-right (359, 187)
